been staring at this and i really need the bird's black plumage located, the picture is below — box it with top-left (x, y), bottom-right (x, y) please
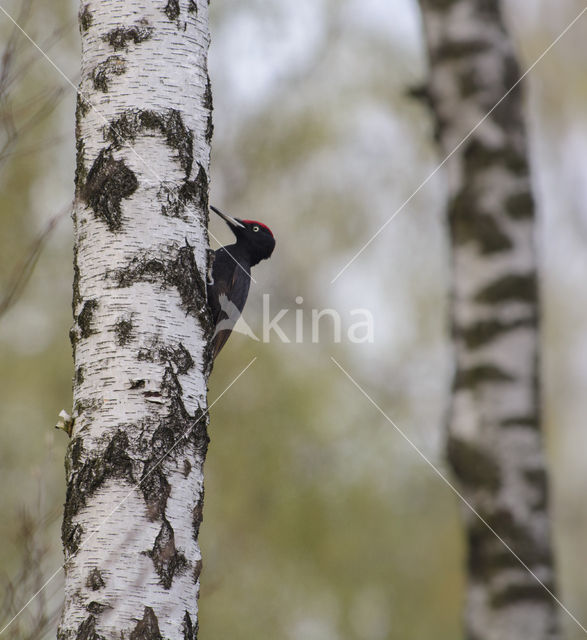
top-left (207, 206), bottom-right (275, 358)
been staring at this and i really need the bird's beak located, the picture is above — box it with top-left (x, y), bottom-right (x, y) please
top-left (210, 206), bottom-right (245, 229)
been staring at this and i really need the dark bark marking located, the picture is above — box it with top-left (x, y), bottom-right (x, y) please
top-left (169, 240), bottom-right (210, 324)
top-left (75, 96), bottom-right (90, 195)
top-left (140, 466), bottom-right (171, 521)
top-left (492, 57), bottom-right (525, 130)
top-left (454, 364), bottom-right (514, 390)
top-left (500, 414), bottom-right (538, 429)
top-left (115, 256), bottom-right (165, 287)
top-left (458, 66), bottom-right (483, 98)
top-left (148, 423), bottom-right (182, 458)
top-left (464, 138), bottom-right (527, 177)
top-left (491, 579), bottom-right (554, 608)
top-left (203, 74), bottom-right (214, 143)
top-left (192, 412), bottom-right (210, 456)
top-left (162, 360), bottom-right (184, 400)
top-left (144, 403), bottom-right (208, 492)
top-left (114, 241), bottom-right (212, 331)
top-left (104, 23), bottom-right (153, 51)
top-left (86, 568), bottom-right (105, 591)
top-left (477, 0), bottom-right (502, 21)
top-left (188, 1), bottom-right (198, 14)
top-left (444, 135), bottom-right (531, 254)
top-left (70, 437), bottom-right (85, 470)
top-left (106, 109), bottom-right (194, 178)
top-left (524, 466), bottom-right (549, 511)
top-left (130, 378), bottom-right (146, 389)
top-left (505, 191), bottom-right (534, 220)
top-left (92, 55), bottom-right (127, 93)
top-left (87, 600), bottom-right (111, 615)
top-left (205, 112), bottom-right (214, 145)
top-left (159, 182), bottom-right (192, 219)
top-left (164, 0), bottom-right (181, 22)
top-left (422, 0), bottom-right (459, 11)
top-left (459, 316), bottom-right (535, 349)
top-left (76, 615), bottom-right (103, 640)
top-left (137, 400), bottom-right (204, 524)
top-left (195, 164), bottom-right (209, 210)
top-left (183, 611), bottom-right (197, 640)
top-left (69, 320), bottom-right (78, 352)
top-left (192, 497), bottom-right (204, 540)
top-left (63, 523), bottom-right (84, 556)
top-left (103, 109), bottom-right (207, 236)
top-left (503, 147), bottom-right (528, 177)
top-left (193, 558), bottom-right (203, 584)
top-left (473, 516), bottom-right (554, 577)
top-left (467, 517), bottom-right (553, 588)
top-left (406, 82), bottom-right (433, 109)
top-left (78, 299), bottom-right (98, 339)
top-left (74, 397), bottom-right (102, 419)
top-left (147, 518), bottom-right (188, 589)
top-left (475, 273), bottom-right (536, 305)
top-left (450, 189), bottom-right (513, 253)
top-left (448, 436), bottom-right (501, 490)
top-left (83, 148), bottom-right (138, 232)
top-left (160, 164), bottom-right (209, 219)
top-left (183, 458), bottom-right (192, 477)
top-left (137, 338), bottom-right (195, 375)
top-left (72, 244), bottom-right (82, 311)
top-left (75, 366), bottom-right (85, 385)
top-left (77, 94), bottom-right (91, 120)
top-left (62, 431), bottom-right (134, 556)
top-left (468, 528), bottom-right (506, 584)
top-left (170, 343), bottom-right (195, 374)
top-left (489, 509), bottom-right (554, 567)
top-left (130, 607), bottom-right (163, 640)
top-left (449, 132), bottom-right (521, 252)
top-left (79, 4), bottom-right (93, 32)
top-left (435, 38), bottom-right (489, 60)
top-left (114, 316), bottom-right (134, 346)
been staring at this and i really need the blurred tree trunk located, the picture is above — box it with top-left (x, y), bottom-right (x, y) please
top-left (417, 1), bottom-right (560, 638)
top-left (58, 1), bottom-right (213, 638)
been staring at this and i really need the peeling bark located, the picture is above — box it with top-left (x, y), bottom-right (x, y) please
top-left (417, 1), bottom-right (560, 638)
top-left (59, 1), bottom-right (213, 637)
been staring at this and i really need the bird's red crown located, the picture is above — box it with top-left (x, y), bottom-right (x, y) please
top-left (242, 220), bottom-right (274, 237)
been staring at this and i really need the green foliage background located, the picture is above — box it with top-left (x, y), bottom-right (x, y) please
top-left (1, 0), bottom-right (587, 638)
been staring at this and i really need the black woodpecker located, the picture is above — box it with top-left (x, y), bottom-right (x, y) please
top-left (207, 205), bottom-right (275, 359)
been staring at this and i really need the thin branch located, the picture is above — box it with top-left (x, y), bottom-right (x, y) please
top-left (0, 204), bottom-right (71, 320)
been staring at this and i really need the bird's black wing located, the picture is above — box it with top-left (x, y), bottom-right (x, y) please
top-left (207, 247), bottom-right (251, 358)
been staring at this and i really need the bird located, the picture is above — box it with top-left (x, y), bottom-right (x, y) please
top-left (207, 205), bottom-right (275, 359)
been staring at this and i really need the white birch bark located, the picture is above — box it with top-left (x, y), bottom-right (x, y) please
top-left (417, 1), bottom-right (560, 638)
top-left (58, 2), bottom-right (213, 638)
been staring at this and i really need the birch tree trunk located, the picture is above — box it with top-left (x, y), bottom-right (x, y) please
top-left (417, 1), bottom-right (560, 638)
top-left (58, 1), bottom-right (213, 638)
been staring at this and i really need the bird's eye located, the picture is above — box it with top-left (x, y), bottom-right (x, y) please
top-left (253, 225), bottom-right (260, 232)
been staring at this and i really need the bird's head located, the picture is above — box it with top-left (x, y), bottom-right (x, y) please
top-left (211, 206), bottom-right (276, 265)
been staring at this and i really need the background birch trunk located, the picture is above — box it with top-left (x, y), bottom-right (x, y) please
top-left (58, 1), bottom-right (213, 638)
top-left (417, 1), bottom-right (560, 638)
